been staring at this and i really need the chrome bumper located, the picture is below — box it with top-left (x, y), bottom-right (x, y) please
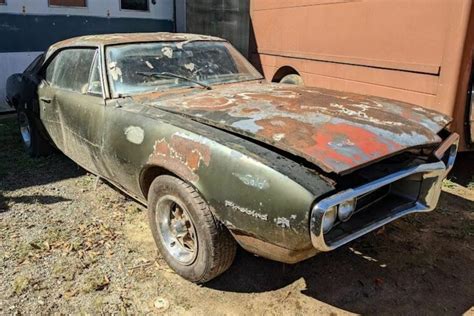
top-left (310, 133), bottom-right (459, 252)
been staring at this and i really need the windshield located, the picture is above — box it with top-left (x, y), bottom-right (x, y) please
top-left (106, 41), bottom-right (263, 96)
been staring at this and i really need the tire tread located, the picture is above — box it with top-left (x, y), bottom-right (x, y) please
top-left (148, 176), bottom-right (236, 283)
top-left (179, 179), bottom-right (236, 283)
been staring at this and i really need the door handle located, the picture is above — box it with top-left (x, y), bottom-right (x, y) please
top-left (40, 97), bottom-right (52, 103)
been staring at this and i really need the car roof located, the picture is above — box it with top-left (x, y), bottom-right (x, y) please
top-left (46, 32), bottom-right (225, 59)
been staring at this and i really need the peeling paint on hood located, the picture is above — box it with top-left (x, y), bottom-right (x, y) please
top-left (136, 82), bottom-right (452, 174)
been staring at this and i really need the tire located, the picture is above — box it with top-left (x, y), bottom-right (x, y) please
top-left (280, 74), bottom-right (304, 85)
top-left (148, 175), bottom-right (236, 283)
top-left (17, 102), bottom-right (52, 157)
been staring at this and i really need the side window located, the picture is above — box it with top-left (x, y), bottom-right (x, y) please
top-left (88, 52), bottom-right (103, 95)
top-left (51, 50), bottom-right (78, 89)
top-left (45, 48), bottom-right (97, 93)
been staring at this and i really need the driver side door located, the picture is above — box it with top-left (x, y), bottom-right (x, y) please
top-left (38, 47), bottom-right (106, 175)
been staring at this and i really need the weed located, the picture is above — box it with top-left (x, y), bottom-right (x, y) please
top-left (442, 179), bottom-right (457, 189)
top-left (81, 270), bottom-right (110, 293)
top-left (12, 275), bottom-right (30, 295)
top-left (52, 257), bottom-right (83, 281)
top-left (468, 176), bottom-right (474, 190)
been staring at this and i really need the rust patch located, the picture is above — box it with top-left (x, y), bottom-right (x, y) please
top-left (146, 83), bottom-right (451, 174)
top-left (148, 133), bottom-right (211, 182)
top-left (241, 107), bottom-right (261, 114)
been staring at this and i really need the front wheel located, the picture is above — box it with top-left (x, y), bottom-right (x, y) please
top-left (148, 175), bottom-right (237, 283)
top-left (17, 103), bottom-right (52, 157)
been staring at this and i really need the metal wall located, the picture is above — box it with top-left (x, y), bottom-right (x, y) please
top-left (185, 0), bottom-right (250, 56)
top-left (250, 0), bottom-right (474, 148)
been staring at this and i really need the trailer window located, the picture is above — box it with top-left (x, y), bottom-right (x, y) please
top-left (120, 0), bottom-right (149, 11)
top-left (49, 0), bottom-right (86, 7)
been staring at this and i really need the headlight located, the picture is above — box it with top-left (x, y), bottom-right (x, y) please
top-left (322, 206), bottom-right (337, 233)
top-left (338, 199), bottom-right (356, 222)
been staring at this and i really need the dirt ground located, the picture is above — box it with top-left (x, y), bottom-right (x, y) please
top-left (1, 115), bottom-right (473, 315)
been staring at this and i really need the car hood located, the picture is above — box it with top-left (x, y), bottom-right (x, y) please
top-left (137, 82), bottom-right (451, 174)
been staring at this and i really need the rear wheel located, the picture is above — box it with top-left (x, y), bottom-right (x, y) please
top-left (17, 103), bottom-right (52, 157)
top-left (148, 175), bottom-right (236, 283)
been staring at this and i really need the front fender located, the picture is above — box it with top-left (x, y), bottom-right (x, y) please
top-left (142, 126), bottom-right (333, 253)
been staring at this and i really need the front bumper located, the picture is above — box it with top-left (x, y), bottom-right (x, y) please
top-left (310, 133), bottom-right (459, 252)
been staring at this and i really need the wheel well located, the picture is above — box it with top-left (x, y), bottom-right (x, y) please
top-left (272, 66), bottom-right (300, 82)
top-left (140, 166), bottom-right (174, 200)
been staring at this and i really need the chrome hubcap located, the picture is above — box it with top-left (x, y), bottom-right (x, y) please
top-left (155, 195), bottom-right (198, 265)
top-left (18, 112), bottom-right (31, 148)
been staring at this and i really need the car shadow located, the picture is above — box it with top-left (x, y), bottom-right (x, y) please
top-left (0, 117), bottom-right (85, 212)
top-left (0, 194), bottom-right (72, 212)
top-left (448, 151), bottom-right (474, 187)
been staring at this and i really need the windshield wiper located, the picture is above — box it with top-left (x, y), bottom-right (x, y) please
top-left (136, 71), bottom-right (212, 90)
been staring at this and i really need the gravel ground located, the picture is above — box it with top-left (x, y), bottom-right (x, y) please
top-left (1, 116), bottom-right (473, 315)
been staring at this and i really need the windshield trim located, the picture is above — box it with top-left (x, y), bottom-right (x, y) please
top-left (110, 77), bottom-right (264, 99)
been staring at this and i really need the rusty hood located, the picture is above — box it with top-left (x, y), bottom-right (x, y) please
top-left (138, 82), bottom-right (451, 174)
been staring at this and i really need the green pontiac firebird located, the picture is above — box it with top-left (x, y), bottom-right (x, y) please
top-left (6, 33), bottom-right (458, 283)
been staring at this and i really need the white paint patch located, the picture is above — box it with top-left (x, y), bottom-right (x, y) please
top-left (145, 61), bottom-right (154, 69)
top-left (270, 120), bottom-right (286, 127)
top-left (174, 131), bottom-right (212, 146)
top-left (274, 217), bottom-right (290, 228)
top-left (175, 41), bottom-right (190, 50)
top-left (225, 200), bottom-right (268, 221)
top-left (330, 103), bottom-right (403, 126)
top-left (329, 139), bottom-right (355, 148)
top-left (232, 173), bottom-right (269, 190)
top-left (161, 47), bottom-right (173, 58)
top-left (108, 62), bottom-right (123, 82)
top-left (184, 63), bottom-right (195, 71)
top-left (272, 133), bottom-right (285, 142)
top-left (351, 103), bottom-right (373, 111)
top-left (124, 126), bottom-right (145, 145)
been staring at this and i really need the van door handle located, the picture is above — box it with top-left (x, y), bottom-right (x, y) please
top-left (40, 97), bottom-right (52, 103)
